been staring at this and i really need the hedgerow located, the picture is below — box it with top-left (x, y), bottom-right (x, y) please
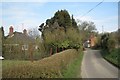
top-left (2, 49), bottom-right (80, 78)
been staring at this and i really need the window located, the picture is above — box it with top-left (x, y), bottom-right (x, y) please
top-left (22, 45), bottom-right (28, 50)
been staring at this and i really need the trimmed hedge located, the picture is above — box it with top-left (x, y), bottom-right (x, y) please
top-left (2, 49), bottom-right (80, 78)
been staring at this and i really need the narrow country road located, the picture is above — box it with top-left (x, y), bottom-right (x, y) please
top-left (81, 48), bottom-right (119, 78)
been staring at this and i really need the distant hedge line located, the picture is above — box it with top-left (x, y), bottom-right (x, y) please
top-left (2, 47), bottom-right (47, 60)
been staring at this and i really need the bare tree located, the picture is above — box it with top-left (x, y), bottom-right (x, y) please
top-left (28, 28), bottom-right (40, 39)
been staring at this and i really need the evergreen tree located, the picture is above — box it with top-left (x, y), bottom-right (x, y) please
top-left (38, 9), bottom-right (81, 54)
top-left (71, 15), bottom-right (77, 28)
top-left (45, 10), bottom-right (72, 29)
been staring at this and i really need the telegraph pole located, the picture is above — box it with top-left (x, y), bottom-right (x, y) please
top-left (22, 23), bottom-right (24, 31)
top-left (102, 25), bottom-right (104, 34)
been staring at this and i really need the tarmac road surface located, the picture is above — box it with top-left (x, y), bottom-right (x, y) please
top-left (81, 48), bottom-right (119, 78)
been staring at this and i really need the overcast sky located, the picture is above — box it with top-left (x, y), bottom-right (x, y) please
top-left (0, 1), bottom-right (118, 35)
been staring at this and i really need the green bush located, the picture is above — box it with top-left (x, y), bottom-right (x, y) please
top-left (107, 39), bottom-right (116, 52)
top-left (101, 48), bottom-right (119, 68)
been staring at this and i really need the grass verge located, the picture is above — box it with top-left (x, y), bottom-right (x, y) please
top-left (101, 48), bottom-right (120, 68)
top-left (61, 51), bottom-right (83, 78)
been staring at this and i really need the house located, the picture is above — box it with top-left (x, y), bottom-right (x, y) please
top-left (3, 26), bottom-right (36, 59)
top-left (0, 27), bottom-right (4, 59)
top-left (83, 34), bottom-right (97, 48)
top-left (0, 27), bottom-right (2, 57)
top-left (83, 40), bottom-right (90, 48)
top-left (89, 34), bottom-right (97, 48)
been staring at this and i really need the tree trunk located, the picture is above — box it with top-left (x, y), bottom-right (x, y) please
top-left (30, 51), bottom-right (33, 62)
top-left (50, 48), bottom-right (52, 55)
top-left (62, 47), bottom-right (64, 51)
top-left (56, 47), bottom-right (57, 53)
top-left (29, 44), bottom-right (34, 62)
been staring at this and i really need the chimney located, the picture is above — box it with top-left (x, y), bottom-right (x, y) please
top-left (23, 29), bottom-right (27, 35)
top-left (9, 26), bottom-right (13, 36)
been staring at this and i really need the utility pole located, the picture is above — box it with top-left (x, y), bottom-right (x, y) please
top-left (102, 25), bottom-right (104, 34)
top-left (22, 23), bottom-right (24, 31)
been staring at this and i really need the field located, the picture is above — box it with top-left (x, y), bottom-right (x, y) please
top-left (2, 49), bottom-right (83, 78)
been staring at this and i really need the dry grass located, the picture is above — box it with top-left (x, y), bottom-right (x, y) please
top-left (2, 49), bottom-right (79, 78)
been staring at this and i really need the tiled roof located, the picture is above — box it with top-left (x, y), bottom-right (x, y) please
top-left (4, 32), bottom-right (35, 44)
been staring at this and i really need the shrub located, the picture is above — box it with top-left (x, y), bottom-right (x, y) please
top-left (107, 39), bottom-right (116, 52)
top-left (101, 48), bottom-right (119, 68)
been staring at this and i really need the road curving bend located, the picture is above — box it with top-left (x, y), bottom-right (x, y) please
top-left (81, 48), bottom-right (118, 78)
